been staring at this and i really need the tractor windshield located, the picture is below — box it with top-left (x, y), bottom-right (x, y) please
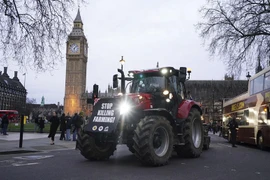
top-left (130, 75), bottom-right (165, 93)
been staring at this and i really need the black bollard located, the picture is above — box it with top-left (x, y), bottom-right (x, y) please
top-left (19, 114), bottom-right (24, 148)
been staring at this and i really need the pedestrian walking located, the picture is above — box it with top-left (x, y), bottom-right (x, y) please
top-left (2, 114), bottom-right (9, 135)
top-left (72, 112), bottom-right (83, 150)
top-left (219, 125), bottom-right (222, 137)
top-left (72, 113), bottom-right (83, 141)
top-left (48, 112), bottom-right (60, 145)
top-left (59, 113), bottom-right (66, 140)
top-left (39, 116), bottom-right (45, 133)
top-left (228, 114), bottom-right (239, 147)
top-left (34, 116), bottom-right (39, 132)
top-left (65, 114), bottom-right (72, 141)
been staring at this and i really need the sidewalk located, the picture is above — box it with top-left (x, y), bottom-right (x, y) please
top-left (0, 132), bottom-right (76, 154)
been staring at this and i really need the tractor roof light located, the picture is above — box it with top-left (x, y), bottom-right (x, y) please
top-left (161, 68), bottom-right (168, 74)
top-left (163, 90), bottom-right (169, 95)
top-left (187, 68), bottom-right (192, 80)
top-left (128, 71), bottom-right (134, 77)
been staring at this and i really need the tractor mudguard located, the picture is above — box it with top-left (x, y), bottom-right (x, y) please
top-left (143, 108), bottom-right (177, 128)
top-left (178, 100), bottom-right (202, 119)
top-left (84, 98), bottom-right (121, 133)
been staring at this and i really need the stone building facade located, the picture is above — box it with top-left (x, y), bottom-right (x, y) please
top-left (185, 76), bottom-right (249, 123)
top-left (0, 67), bottom-right (27, 113)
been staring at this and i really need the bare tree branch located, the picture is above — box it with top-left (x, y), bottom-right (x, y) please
top-left (197, 0), bottom-right (270, 78)
top-left (0, 0), bottom-right (87, 72)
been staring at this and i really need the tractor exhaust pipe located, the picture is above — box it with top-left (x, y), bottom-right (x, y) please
top-left (118, 69), bottom-right (126, 94)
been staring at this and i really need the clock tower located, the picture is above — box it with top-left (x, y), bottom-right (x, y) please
top-left (64, 9), bottom-right (88, 116)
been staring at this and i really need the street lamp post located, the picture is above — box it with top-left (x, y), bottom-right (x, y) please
top-left (119, 56), bottom-right (125, 71)
top-left (246, 72), bottom-right (251, 80)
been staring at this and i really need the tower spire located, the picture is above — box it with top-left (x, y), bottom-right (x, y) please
top-left (70, 8), bottom-right (84, 36)
top-left (74, 9), bottom-right (82, 23)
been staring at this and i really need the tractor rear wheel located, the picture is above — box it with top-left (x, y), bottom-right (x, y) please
top-left (77, 130), bottom-right (117, 160)
top-left (133, 116), bottom-right (173, 166)
top-left (175, 108), bottom-right (203, 158)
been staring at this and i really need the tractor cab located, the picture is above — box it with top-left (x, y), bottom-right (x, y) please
top-left (114, 67), bottom-right (190, 112)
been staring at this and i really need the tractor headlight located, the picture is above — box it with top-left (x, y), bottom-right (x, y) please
top-left (120, 102), bottom-right (131, 115)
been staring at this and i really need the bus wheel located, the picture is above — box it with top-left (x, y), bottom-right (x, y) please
top-left (257, 133), bottom-right (265, 150)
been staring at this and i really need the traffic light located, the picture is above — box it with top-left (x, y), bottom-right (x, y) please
top-left (113, 74), bottom-right (118, 88)
top-left (93, 84), bottom-right (99, 99)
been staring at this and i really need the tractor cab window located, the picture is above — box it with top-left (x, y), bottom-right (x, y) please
top-left (131, 75), bottom-right (165, 93)
top-left (168, 76), bottom-right (185, 100)
top-left (167, 76), bottom-right (177, 93)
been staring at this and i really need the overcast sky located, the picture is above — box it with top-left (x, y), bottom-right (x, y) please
top-left (4, 0), bottom-right (245, 105)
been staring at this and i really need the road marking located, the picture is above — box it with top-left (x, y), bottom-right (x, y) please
top-left (12, 162), bottom-right (39, 167)
top-left (0, 160), bottom-right (15, 163)
top-left (14, 155), bottom-right (54, 160)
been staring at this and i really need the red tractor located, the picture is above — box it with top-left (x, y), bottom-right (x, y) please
top-left (77, 66), bottom-right (210, 166)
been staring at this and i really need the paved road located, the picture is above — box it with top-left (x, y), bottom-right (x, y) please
top-left (0, 134), bottom-right (270, 180)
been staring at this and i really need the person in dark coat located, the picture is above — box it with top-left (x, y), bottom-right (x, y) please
top-left (228, 114), bottom-right (239, 147)
top-left (65, 114), bottom-right (72, 141)
top-left (59, 113), bottom-right (66, 140)
top-left (72, 113), bottom-right (83, 141)
top-left (2, 114), bottom-right (9, 135)
top-left (48, 112), bottom-right (60, 145)
top-left (39, 116), bottom-right (45, 133)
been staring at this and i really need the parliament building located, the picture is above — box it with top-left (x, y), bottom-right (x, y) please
top-left (0, 67), bottom-right (27, 112)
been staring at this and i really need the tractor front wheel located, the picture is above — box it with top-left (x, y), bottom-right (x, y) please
top-left (77, 130), bottom-right (117, 160)
top-left (133, 116), bottom-right (173, 166)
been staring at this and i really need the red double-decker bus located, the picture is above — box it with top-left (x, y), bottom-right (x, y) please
top-left (223, 66), bottom-right (270, 150)
top-left (0, 110), bottom-right (19, 122)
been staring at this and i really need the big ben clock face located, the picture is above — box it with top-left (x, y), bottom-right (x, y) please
top-left (69, 43), bottom-right (79, 53)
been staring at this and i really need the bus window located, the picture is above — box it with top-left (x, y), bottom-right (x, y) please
top-left (250, 80), bottom-right (254, 95)
top-left (264, 71), bottom-right (270, 90)
top-left (253, 75), bottom-right (264, 94)
top-left (244, 110), bottom-right (249, 117)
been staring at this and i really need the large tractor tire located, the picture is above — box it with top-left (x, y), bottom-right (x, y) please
top-left (127, 133), bottom-right (135, 153)
top-left (77, 130), bottom-right (117, 160)
top-left (175, 108), bottom-right (204, 158)
top-left (133, 116), bottom-right (174, 166)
